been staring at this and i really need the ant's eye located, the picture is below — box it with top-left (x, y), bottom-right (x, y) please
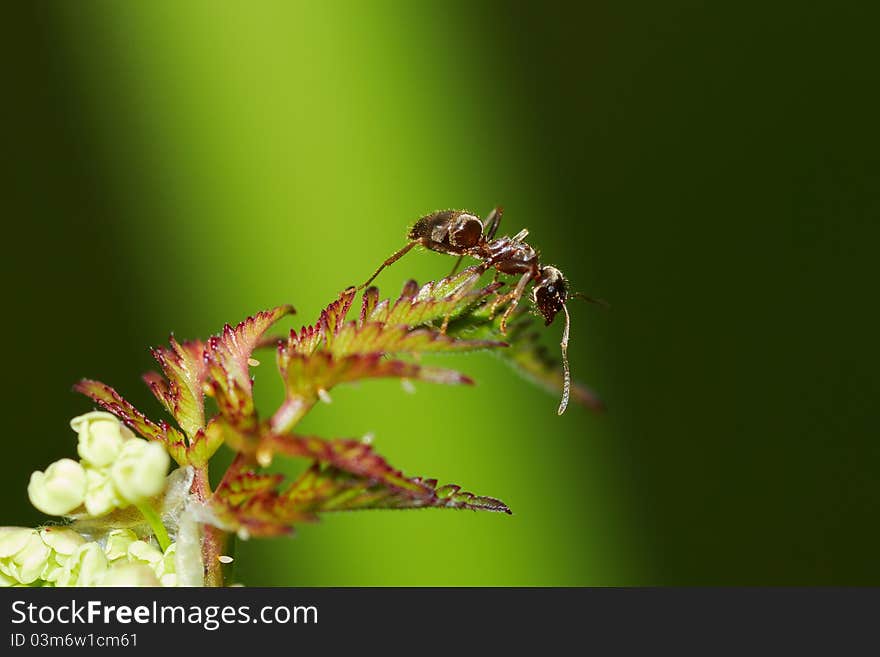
top-left (547, 286), bottom-right (555, 295)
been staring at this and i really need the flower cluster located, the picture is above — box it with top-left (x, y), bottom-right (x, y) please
top-left (0, 527), bottom-right (177, 587)
top-left (1, 412), bottom-right (179, 587)
top-left (28, 412), bottom-right (170, 517)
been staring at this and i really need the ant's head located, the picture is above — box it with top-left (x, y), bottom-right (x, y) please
top-left (533, 265), bottom-right (573, 415)
top-left (533, 266), bottom-right (568, 326)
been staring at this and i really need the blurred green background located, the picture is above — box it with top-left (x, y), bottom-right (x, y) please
top-left (4, 2), bottom-right (878, 585)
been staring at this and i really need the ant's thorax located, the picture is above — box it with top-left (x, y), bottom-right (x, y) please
top-left (473, 235), bottom-right (539, 276)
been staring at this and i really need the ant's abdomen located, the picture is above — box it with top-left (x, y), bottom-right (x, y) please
top-left (408, 210), bottom-right (457, 241)
top-left (409, 210), bottom-right (483, 253)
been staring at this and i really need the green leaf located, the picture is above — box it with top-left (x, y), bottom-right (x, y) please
top-left (364, 266), bottom-right (502, 328)
top-left (210, 438), bottom-right (510, 537)
top-left (284, 464), bottom-right (511, 515)
top-left (287, 287), bottom-right (357, 356)
top-left (327, 322), bottom-right (504, 358)
top-left (285, 268), bottom-right (504, 358)
top-left (260, 435), bottom-right (426, 493)
top-left (209, 468), bottom-right (316, 537)
top-left (186, 420), bottom-right (226, 468)
top-left (143, 336), bottom-right (208, 439)
top-left (204, 305), bottom-right (295, 429)
top-left (216, 471), bottom-right (284, 507)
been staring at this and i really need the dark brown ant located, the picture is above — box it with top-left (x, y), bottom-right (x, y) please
top-left (360, 207), bottom-right (599, 415)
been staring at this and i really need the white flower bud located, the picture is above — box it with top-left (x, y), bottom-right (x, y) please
top-left (0, 528), bottom-right (50, 585)
top-left (83, 467), bottom-right (123, 517)
top-left (127, 540), bottom-right (164, 566)
top-left (125, 540), bottom-right (177, 585)
top-left (0, 527), bottom-right (95, 586)
top-left (104, 529), bottom-right (138, 562)
top-left (111, 440), bottom-right (170, 503)
top-left (39, 527), bottom-right (86, 583)
top-left (55, 542), bottom-right (108, 587)
top-left (0, 527), bottom-right (33, 559)
top-left (39, 527), bottom-right (85, 557)
top-left (72, 412), bottom-right (132, 467)
top-left (28, 459), bottom-right (87, 516)
top-left (101, 562), bottom-right (160, 587)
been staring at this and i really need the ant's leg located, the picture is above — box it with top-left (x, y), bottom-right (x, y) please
top-left (439, 264), bottom-right (489, 334)
top-left (511, 228), bottom-right (529, 242)
top-left (440, 311), bottom-right (453, 335)
top-left (500, 272), bottom-right (532, 332)
top-left (447, 254), bottom-right (465, 277)
top-left (487, 289), bottom-right (512, 318)
top-left (484, 206), bottom-right (504, 240)
top-left (489, 272), bottom-right (532, 334)
top-left (485, 270), bottom-right (503, 306)
top-left (359, 240), bottom-right (417, 290)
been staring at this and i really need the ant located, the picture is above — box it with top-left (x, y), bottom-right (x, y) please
top-left (360, 207), bottom-right (602, 415)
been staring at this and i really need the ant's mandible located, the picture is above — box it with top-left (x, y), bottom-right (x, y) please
top-left (360, 207), bottom-right (596, 415)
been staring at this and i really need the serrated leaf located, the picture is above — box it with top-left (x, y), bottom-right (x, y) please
top-left (287, 287), bottom-right (357, 356)
top-left (286, 270), bottom-right (503, 357)
top-left (186, 420), bottom-right (225, 467)
top-left (218, 471), bottom-right (285, 507)
top-left (143, 336), bottom-right (208, 439)
top-left (260, 435), bottom-right (425, 493)
top-left (283, 464), bottom-right (511, 515)
top-left (328, 322), bottom-right (504, 358)
top-left (73, 379), bottom-right (189, 465)
top-left (204, 305), bottom-right (295, 429)
top-left (282, 351), bottom-right (473, 392)
top-left (210, 439), bottom-right (510, 536)
top-left (270, 274), bottom-right (510, 433)
top-left (210, 469), bottom-right (314, 537)
top-left (364, 266), bottom-right (502, 329)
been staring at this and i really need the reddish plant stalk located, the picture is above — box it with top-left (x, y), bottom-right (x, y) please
top-left (191, 464), bottom-right (229, 587)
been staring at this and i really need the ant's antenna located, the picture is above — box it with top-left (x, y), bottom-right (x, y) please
top-left (571, 292), bottom-right (609, 309)
top-left (557, 303), bottom-right (571, 415)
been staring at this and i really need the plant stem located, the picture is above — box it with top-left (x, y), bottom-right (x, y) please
top-left (191, 463), bottom-right (230, 587)
top-left (203, 524), bottom-right (230, 587)
top-left (136, 501), bottom-right (171, 551)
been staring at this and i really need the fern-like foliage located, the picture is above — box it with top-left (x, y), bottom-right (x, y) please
top-left (75, 265), bottom-right (597, 538)
top-left (212, 441), bottom-right (510, 537)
